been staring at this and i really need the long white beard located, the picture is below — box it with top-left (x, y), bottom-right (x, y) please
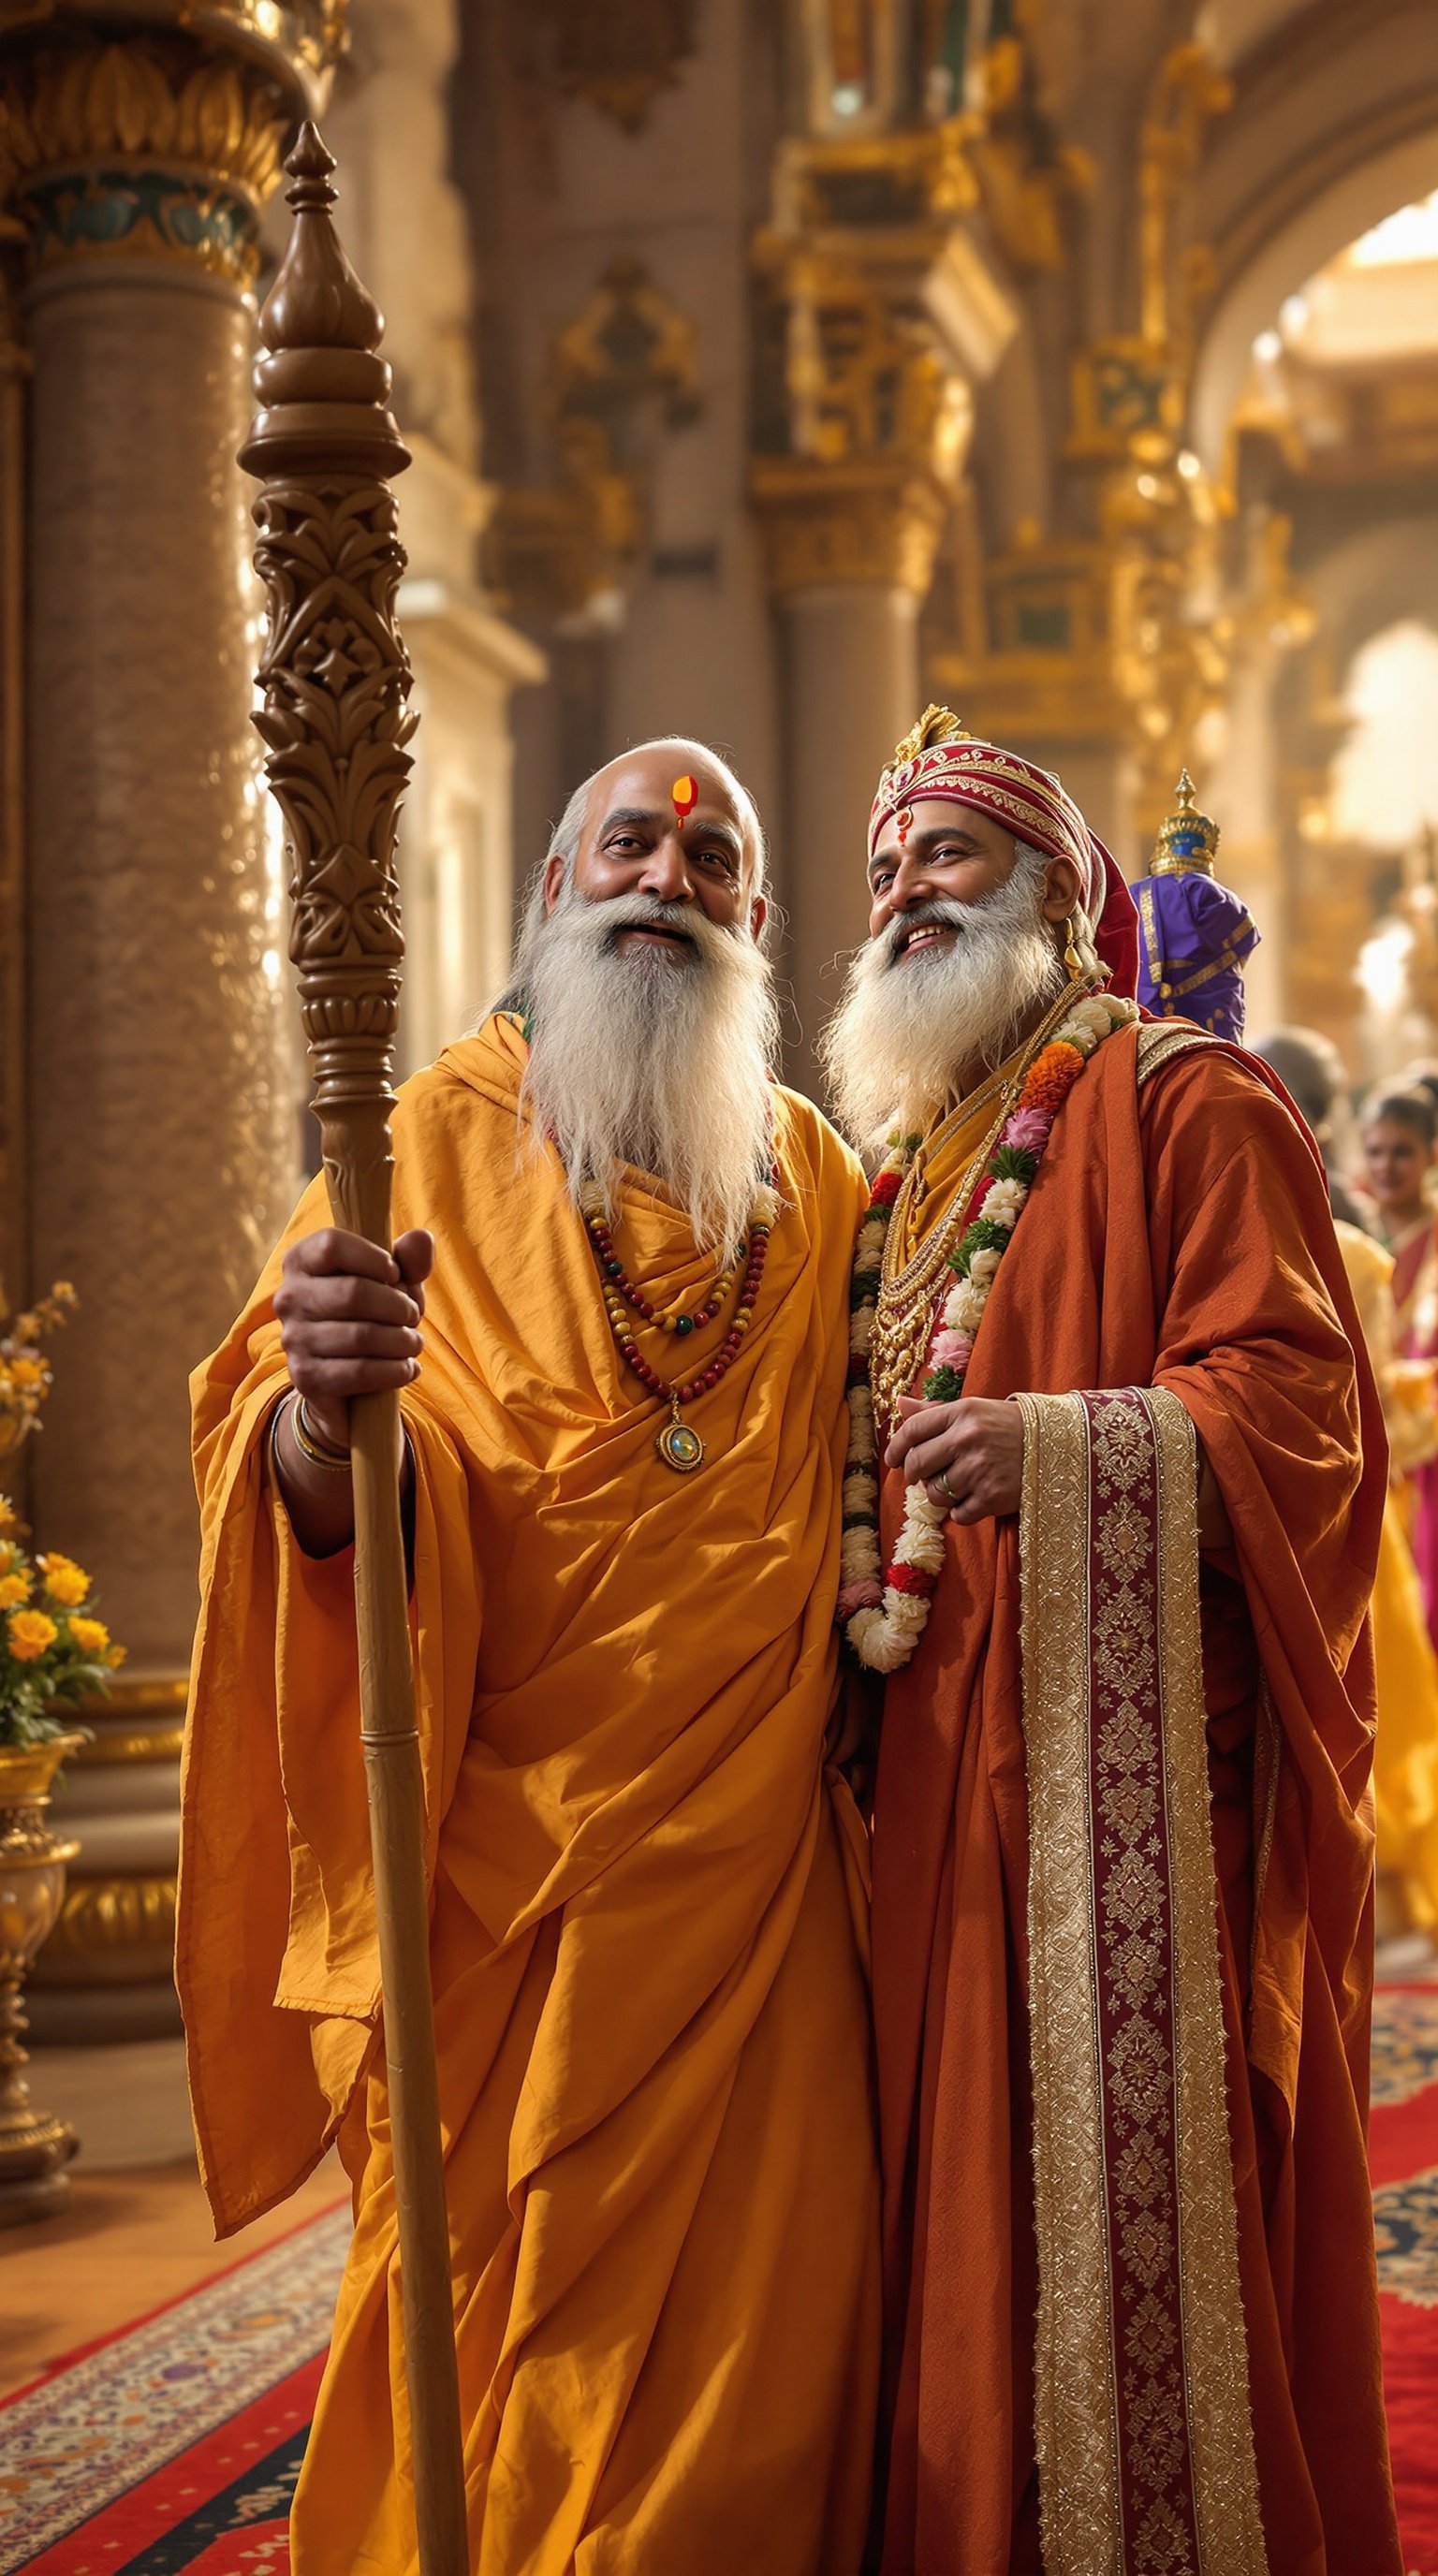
top-left (511, 887), bottom-right (779, 1257)
top-left (819, 866), bottom-right (1065, 1147)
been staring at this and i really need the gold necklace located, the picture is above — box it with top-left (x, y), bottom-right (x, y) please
top-left (889, 1058), bottom-right (1017, 1274)
top-left (869, 981), bottom-right (1084, 1440)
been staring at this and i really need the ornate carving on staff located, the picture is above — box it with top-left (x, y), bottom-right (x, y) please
top-left (239, 124), bottom-right (467, 2575)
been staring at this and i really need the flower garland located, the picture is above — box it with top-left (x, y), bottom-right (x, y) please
top-left (839, 988), bottom-right (1138, 1673)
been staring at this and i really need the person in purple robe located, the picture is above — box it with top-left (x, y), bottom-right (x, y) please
top-left (1131, 769), bottom-right (1259, 1041)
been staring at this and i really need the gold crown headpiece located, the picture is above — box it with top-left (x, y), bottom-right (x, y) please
top-left (1152, 769), bottom-right (1219, 877)
top-left (875, 703), bottom-right (971, 805)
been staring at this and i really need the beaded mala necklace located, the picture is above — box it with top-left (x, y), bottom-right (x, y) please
top-left (580, 1177), bottom-right (781, 1472)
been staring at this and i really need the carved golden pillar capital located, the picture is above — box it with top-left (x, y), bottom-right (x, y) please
top-left (749, 122), bottom-right (1013, 607)
top-left (0, 1), bottom-right (344, 290)
top-left (751, 453), bottom-right (952, 599)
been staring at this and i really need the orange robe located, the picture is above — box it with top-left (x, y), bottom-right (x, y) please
top-left (177, 1012), bottom-right (880, 2576)
top-left (873, 1022), bottom-right (1401, 2576)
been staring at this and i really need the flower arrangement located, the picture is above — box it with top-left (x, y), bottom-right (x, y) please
top-left (840, 988), bottom-right (1138, 1674)
top-left (0, 1281), bottom-right (77, 1459)
top-left (0, 1496), bottom-right (125, 1749)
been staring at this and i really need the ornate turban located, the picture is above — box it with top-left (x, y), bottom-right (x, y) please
top-left (869, 707), bottom-right (1140, 1000)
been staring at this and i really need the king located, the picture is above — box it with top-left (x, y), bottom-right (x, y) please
top-left (821, 707), bottom-right (1401, 2576)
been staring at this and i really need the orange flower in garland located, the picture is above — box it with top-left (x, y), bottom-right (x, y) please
top-left (1020, 1040), bottom-right (1087, 1116)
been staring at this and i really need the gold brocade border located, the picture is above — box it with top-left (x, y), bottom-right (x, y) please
top-left (1016, 1386), bottom-right (1266, 2576)
top-left (1134, 1021), bottom-right (1217, 1086)
top-left (1148, 1387), bottom-right (1266, 2575)
top-left (1015, 1390), bottom-right (1122, 2576)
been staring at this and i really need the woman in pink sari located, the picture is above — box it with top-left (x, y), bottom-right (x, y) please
top-left (1363, 1084), bottom-right (1438, 1647)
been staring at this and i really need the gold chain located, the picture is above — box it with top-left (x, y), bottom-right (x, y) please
top-left (869, 979), bottom-right (1088, 1440)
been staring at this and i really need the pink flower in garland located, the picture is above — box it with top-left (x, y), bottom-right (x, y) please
top-left (1005, 1105), bottom-right (1052, 1153)
top-left (837, 1578), bottom-right (882, 1619)
top-left (932, 1329), bottom-right (973, 1369)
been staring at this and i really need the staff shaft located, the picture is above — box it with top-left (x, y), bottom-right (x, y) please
top-left (240, 125), bottom-right (467, 2575)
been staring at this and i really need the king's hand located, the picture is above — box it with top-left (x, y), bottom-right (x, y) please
top-left (887, 1394), bottom-right (1024, 1523)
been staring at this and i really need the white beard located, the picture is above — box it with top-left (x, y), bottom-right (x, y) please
top-left (511, 886), bottom-right (779, 1258)
top-left (819, 864), bottom-right (1065, 1148)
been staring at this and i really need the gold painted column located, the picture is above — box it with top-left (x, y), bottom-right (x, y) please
top-left (0, 6), bottom-right (339, 2038)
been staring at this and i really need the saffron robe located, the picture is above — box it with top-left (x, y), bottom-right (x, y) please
top-left (1338, 1222), bottom-right (1438, 1935)
top-left (873, 1022), bottom-right (1401, 2576)
top-left (177, 1013), bottom-right (881, 2576)
top-left (1391, 1216), bottom-right (1438, 1657)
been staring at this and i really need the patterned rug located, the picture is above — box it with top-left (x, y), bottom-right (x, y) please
top-left (0, 2205), bottom-right (348, 2575)
top-left (3, 1987), bottom-right (1434, 2574)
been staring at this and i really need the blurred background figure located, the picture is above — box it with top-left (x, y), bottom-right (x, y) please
top-left (1336, 1213), bottom-right (1438, 1947)
top-left (1252, 1024), bottom-right (1369, 1225)
top-left (1253, 1034), bottom-right (1438, 1946)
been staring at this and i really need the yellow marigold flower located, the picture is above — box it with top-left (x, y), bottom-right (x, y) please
top-left (67, 1615), bottom-right (110, 1656)
top-left (0, 1571), bottom-right (31, 1609)
top-left (7, 1356), bottom-right (47, 1389)
top-left (0, 1497), bottom-right (17, 1538)
top-left (11, 1313), bottom-right (41, 1344)
top-left (103, 1642), bottom-right (127, 1670)
top-left (7, 1607), bottom-right (57, 1661)
top-left (37, 1553), bottom-right (90, 1607)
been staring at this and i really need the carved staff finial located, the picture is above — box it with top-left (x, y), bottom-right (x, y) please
top-left (240, 128), bottom-right (467, 2576)
top-left (241, 121), bottom-right (415, 1245)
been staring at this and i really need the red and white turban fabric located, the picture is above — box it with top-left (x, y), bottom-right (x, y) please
top-left (869, 708), bottom-right (1140, 1001)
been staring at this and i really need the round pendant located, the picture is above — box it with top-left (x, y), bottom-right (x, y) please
top-left (657, 1417), bottom-right (705, 1473)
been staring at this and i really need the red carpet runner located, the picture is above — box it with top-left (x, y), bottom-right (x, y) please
top-left (1372, 1977), bottom-right (1438, 2576)
top-left (2, 1983), bottom-right (1434, 2573)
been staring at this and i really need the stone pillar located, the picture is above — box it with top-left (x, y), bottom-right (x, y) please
top-left (754, 470), bottom-right (946, 1079)
top-left (748, 117), bottom-right (1016, 1092)
top-left (0, 8), bottom-right (339, 2038)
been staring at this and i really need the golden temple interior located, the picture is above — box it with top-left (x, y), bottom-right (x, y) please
top-left (1, 0), bottom-right (1437, 2336)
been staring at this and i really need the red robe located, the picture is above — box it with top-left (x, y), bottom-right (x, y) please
top-left (873, 1023), bottom-right (1400, 2576)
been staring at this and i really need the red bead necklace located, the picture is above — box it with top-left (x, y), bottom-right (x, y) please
top-left (582, 1195), bottom-right (773, 1473)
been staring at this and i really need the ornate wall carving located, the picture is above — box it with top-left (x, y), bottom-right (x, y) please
top-left (489, 256), bottom-right (703, 622)
top-left (506, 0), bottom-right (699, 139)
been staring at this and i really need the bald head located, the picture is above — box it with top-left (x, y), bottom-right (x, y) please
top-left (546, 738), bottom-right (767, 924)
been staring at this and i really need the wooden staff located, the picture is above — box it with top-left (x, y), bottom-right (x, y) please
top-left (239, 124), bottom-right (467, 2574)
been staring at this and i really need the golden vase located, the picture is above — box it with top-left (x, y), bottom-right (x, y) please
top-left (0, 1733), bottom-right (82, 2224)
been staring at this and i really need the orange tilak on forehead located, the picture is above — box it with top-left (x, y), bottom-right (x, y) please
top-left (671, 774), bottom-right (698, 826)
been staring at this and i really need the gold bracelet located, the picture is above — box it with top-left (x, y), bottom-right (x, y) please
top-left (289, 1392), bottom-right (353, 1472)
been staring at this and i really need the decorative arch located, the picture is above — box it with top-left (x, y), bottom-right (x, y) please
top-left (1304, 514), bottom-right (1438, 680)
top-left (1187, 0), bottom-right (1438, 466)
